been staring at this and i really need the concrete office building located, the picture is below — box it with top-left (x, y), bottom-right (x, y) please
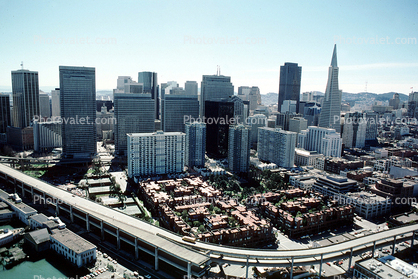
top-left (114, 93), bottom-right (155, 155)
top-left (51, 89), bottom-right (60, 119)
top-left (278, 62), bottom-right (302, 113)
top-left (289, 117), bottom-right (308, 134)
top-left (185, 81), bottom-right (198, 95)
top-left (257, 127), bottom-right (297, 168)
top-left (33, 120), bottom-right (62, 153)
top-left (297, 126), bottom-right (342, 158)
top-left (59, 66), bottom-right (96, 158)
top-left (12, 69), bottom-right (39, 128)
top-left (246, 114), bottom-right (267, 148)
top-left (0, 94), bottom-right (11, 134)
top-left (138, 72), bottom-right (159, 119)
top-left (200, 74), bottom-right (234, 116)
top-left (162, 95), bottom-right (199, 133)
top-left (127, 131), bottom-right (185, 177)
top-left (342, 112), bottom-right (367, 148)
top-left (228, 125), bottom-right (251, 173)
top-left (319, 45), bottom-right (342, 133)
top-left (39, 92), bottom-right (50, 119)
top-left (185, 122), bottom-right (206, 168)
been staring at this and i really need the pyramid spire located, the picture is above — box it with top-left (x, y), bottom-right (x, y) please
top-left (331, 44), bottom-right (337, 67)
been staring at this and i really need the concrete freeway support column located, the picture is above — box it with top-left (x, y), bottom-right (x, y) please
top-left (116, 228), bottom-right (120, 250)
top-left (392, 235), bottom-right (397, 255)
top-left (348, 247), bottom-right (353, 271)
top-left (100, 220), bottom-right (104, 240)
top-left (372, 241), bottom-right (376, 257)
top-left (412, 231), bottom-right (415, 248)
top-left (135, 238), bottom-right (138, 260)
top-left (245, 255), bottom-right (249, 279)
top-left (86, 213), bottom-right (90, 232)
top-left (55, 203), bottom-right (59, 216)
top-left (319, 254), bottom-right (323, 279)
top-left (290, 256), bottom-right (294, 279)
top-left (43, 192), bottom-right (47, 208)
top-left (69, 205), bottom-right (74, 223)
top-left (31, 186), bottom-right (33, 199)
top-left (187, 261), bottom-right (192, 279)
top-left (154, 247), bottom-right (159, 271)
top-left (21, 183), bottom-right (24, 197)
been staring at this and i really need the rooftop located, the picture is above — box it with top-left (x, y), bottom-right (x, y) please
top-left (51, 228), bottom-right (96, 254)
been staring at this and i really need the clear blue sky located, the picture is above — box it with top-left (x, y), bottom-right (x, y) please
top-left (0, 0), bottom-right (417, 94)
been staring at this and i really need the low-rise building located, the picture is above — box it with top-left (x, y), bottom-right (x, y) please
top-left (312, 175), bottom-right (357, 197)
top-left (50, 228), bottom-right (96, 267)
top-left (336, 192), bottom-right (391, 219)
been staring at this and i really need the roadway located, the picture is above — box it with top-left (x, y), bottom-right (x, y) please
top-left (1, 163), bottom-right (418, 271)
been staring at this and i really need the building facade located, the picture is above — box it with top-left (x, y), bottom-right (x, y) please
top-left (114, 93), bottom-right (155, 155)
top-left (162, 95), bottom-right (199, 133)
top-left (0, 94), bottom-right (11, 134)
top-left (278, 62), bottom-right (302, 114)
top-left (200, 74), bottom-right (234, 116)
top-left (257, 127), bottom-right (297, 168)
top-left (185, 122), bottom-right (206, 168)
top-left (138, 72), bottom-right (159, 119)
top-left (127, 131), bottom-right (185, 177)
top-left (228, 125), bottom-right (251, 173)
top-left (60, 66), bottom-right (96, 158)
top-left (11, 69), bottom-right (39, 128)
top-left (318, 45), bottom-right (342, 133)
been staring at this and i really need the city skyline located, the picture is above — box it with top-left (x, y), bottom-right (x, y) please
top-left (0, 1), bottom-right (417, 94)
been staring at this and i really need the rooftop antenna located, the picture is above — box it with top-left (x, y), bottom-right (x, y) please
top-left (216, 65), bottom-right (219, 76)
top-left (365, 81), bottom-right (368, 93)
top-left (20, 61), bottom-right (23, 70)
top-left (219, 65), bottom-right (221, 76)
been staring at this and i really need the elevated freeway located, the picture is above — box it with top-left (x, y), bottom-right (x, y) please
top-left (0, 163), bottom-right (417, 278)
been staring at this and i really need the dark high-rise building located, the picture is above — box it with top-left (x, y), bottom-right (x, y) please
top-left (60, 66), bottom-right (96, 158)
top-left (278, 63), bottom-right (302, 113)
top-left (205, 100), bottom-right (235, 158)
top-left (185, 81), bottom-right (198, 95)
top-left (138, 72), bottom-right (159, 119)
top-left (162, 95), bottom-right (199, 133)
top-left (0, 94), bottom-right (11, 134)
top-left (11, 69), bottom-right (39, 128)
top-left (200, 74), bottom-right (234, 116)
top-left (114, 93), bottom-right (155, 155)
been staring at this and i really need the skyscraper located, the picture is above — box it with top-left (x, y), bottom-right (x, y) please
top-left (258, 127), bottom-right (297, 168)
top-left (0, 94), bottom-right (11, 134)
top-left (11, 69), bottom-right (39, 128)
top-left (185, 81), bottom-right (198, 95)
top-left (59, 66), bottom-right (96, 158)
top-left (228, 125), bottom-right (251, 173)
top-left (138, 72), bottom-right (159, 119)
top-left (127, 131), bottom-right (185, 177)
top-left (185, 122), bottom-right (206, 168)
top-left (162, 95), bottom-right (199, 133)
top-left (278, 63), bottom-right (302, 113)
top-left (114, 93), bottom-right (155, 155)
top-left (205, 100), bottom-right (234, 158)
top-left (319, 45), bottom-right (342, 133)
top-left (342, 112), bottom-right (367, 149)
top-left (51, 89), bottom-right (60, 119)
top-left (39, 92), bottom-right (51, 119)
top-left (200, 74), bottom-right (234, 116)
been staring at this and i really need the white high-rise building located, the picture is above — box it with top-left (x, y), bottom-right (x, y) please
top-left (51, 89), bottom-right (60, 119)
top-left (185, 122), bottom-right (206, 168)
top-left (33, 120), bottom-right (62, 152)
top-left (319, 45), bottom-right (342, 133)
top-left (297, 126), bottom-right (342, 157)
top-left (246, 114), bottom-right (267, 147)
top-left (228, 125), bottom-right (251, 173)
top-left (342, 112), bottom-right (367, 148)
top-left (258, 127), bottom-right (297, 168)
top-left (281, 100), bottom-right (297, 114)
top-left (127, 131), bottom-right (185, 177)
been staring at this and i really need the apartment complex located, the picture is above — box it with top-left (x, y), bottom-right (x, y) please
top-left (127, 131), bottom-right (185, 177)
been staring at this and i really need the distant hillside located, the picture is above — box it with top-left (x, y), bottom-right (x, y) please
top-left (342, 92), bottom-right (408, 103)
top-left (261, 93), bottom-right (278, 106)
